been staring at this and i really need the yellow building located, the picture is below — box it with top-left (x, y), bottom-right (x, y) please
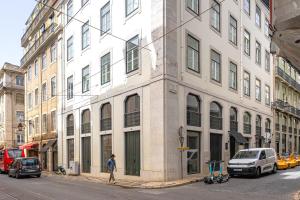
top-left (20, 0), bottom-right (62, 171)
top-left (273, 56), bottom-right (300, 155)
top-left (0, 63), bottom-right (25, 149)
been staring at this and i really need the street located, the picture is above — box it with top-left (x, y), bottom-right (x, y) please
top-left (0, 168), bottom-right (300, 200)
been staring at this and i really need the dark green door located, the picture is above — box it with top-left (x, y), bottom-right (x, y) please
top-left (210, 133), bottom-right (222, 170)
top-left (82, 137), bottom-right (91, 173)
top-left (125, 131), bottom-right (140, 176)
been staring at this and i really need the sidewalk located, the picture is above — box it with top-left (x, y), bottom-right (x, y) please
top-left (43, 172), bottom-right (203, 189)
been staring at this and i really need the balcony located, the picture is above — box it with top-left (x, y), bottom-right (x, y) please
top-left (21, 23), bottom-right (62, 68)
top-left (187, 111), bottom-right (201, 127)
top-left (294, 128), bottom-right (297, 134)
top-left (124, 112), bottom-right (140, 128)
top-left (282, 125), bottom-right (287, 132)
top-left (276, 66), bottom-right (300, 92)
top-left (230, 121), bottom-right (238, 132)
top-left (244, 124), bottom-right (251, 134)
top-left (275, 123), bottom-right (280, 131)
top-left (67, 126), bottom-right (74, 136)
top-left (289, 127), bottom-right (293, 133)
top-left (210, 116), bottom-right (222, 130)
top-left (265, 128), bottom-right (271, 133)
top-left (256, 126), bottom-right (262, 136)
top-left (100, 118), bottom-right (112, 131)
top-left (81, 123), bottom-right (91, 134)
top-left (21, 0), bottom-right (53, 47)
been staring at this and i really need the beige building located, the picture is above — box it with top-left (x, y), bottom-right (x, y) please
top-left (59, 0), bottom-right (273, 181)
top-left (0, 63), bottom-right (25, 149)
top-left (21, 0), bottom-right (63, 171)
top-left (272, 56), bottom-right (300, 155)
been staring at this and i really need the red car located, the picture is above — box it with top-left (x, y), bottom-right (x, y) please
top-left (0, 148), bottom-right (25, 173)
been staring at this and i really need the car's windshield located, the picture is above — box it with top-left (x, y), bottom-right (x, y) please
top-left (7, 150), bottom-right (22, 158)
top-left (21, 159), bottom-right (39, 166)
top-left (233, 150), bottom-right (259, 159)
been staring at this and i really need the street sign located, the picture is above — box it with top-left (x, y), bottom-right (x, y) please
top-left (177, 147), bottom-right (190, 151)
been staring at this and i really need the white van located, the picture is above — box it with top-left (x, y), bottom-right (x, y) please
top-left (227, 148), bottom-right (277, 177)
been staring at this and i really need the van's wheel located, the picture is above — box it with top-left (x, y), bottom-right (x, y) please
top-left (255, 167), bottom-right (261, 178)
top-left (272, 164), bottom-right (277, 174)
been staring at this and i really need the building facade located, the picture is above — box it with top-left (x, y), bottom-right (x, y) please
top-left (0, 63), bottom-right (25, 149)
top-left (21, 0), bottom-right (63, 171)
top-left (58, 0), bottom-right (273, 181)
top-left (272, 56), bottom-right (300, 155)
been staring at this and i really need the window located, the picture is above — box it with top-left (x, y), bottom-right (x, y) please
top-left (67, 139), bottom-right (74, 168)
top-left (42, 52), bottom-right (47, 69)
top-left (16, 76), bottom-right (24, 86)
top-left (50, 44), bottom-right (57, 63)
top-left (124, 94), bottom-right (140, 127)
top-left (100, 103), bottom-right (112, 131)
top-left (265, 85), bottom-right (270, 105)
top-left (82, 21), bottom-right (90, 50)
top-left (229, 15), bottom-right (237, 45)
top-left (229, 62), bottom-right (237, 90)
top-left (28, 93), bottom-right (32, 109)
top-left (230, 107), bottom-right (238, 131)
top-left (67, 76), bottom-right (73, 100)
top-left (244, 30), bottom-right (250, 56)
top-left (100, 2), bottom-right (111, 35)
top-left (81, 109), bottom-right (91, 134)
top-left (34, 60), bottom-right (38, 77)
top-left (101, 53), bottom-right (111, 85)
top-left (28, 66), bottom-right (32, 81)
top-left (243, 0), bottom-right (250, 15)
top-left (35, 88), bottom-right (39, 105)
top-left (35, 117), bottom-right (39, 134)
top-left (255, 79), bottom-right (261, 101)
top-left (210, 0), bottom-right (220, 32)
top-left (255, 5), bottom-right (261, 27)
top-left (51, 76), bottom-right (56, 97)
top-left (42, 83), bottom-right (47, 101)
top-left (264, 18), bottom-right (269, 37)
top-left (42, 114), bottom-right (47, 133)
top-left (101, 134), bottom-right (112, 172)
top-left (16, 134), bottom-right (24, 144)
top-left (243, 112), bottom-right (251, 134)
top-left (243, 71), bottom-right (250, 96)
top-left (82, 0), bottom-right (89, 7)
top-left (16, 111), bottom-right (24, 123)
top-left (187, 94), bottom-right (201, 127)
top-left (256, 115), bottom-right (261, 129)
top-left (210, 49), bottom-right (221, 82)
top-left (265, 50), bottom-right (270, 72)
top-left (82, 66), bottom-right (90, 93)
top-left (67, 36), bottom-right (74, 61)
top-left (210, 101), bottom-right (222, 130)
top-left (67, 0), bottom-right (73, 22)
top-left (16, 93), bottom-right (24, 105)
top-left (126, 35), bottom-right (139, 73)
top-left (126, 0), bottom-right (139, 16)
top-left (255, 41), bottom-right (261, 65)
top-left (186, 0), bottom-right (199, 14)
top-left (67, 114), bottom-right (74, 136)
top-left (51, 110), bottom-right (56, 131)
top-left (187, 34), bottom-right (200, 72)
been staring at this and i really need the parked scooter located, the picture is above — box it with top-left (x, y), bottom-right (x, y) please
top-left (204, 160), bottom-right (229, 184)
top-left (55, 166), bottom-right (66, 175)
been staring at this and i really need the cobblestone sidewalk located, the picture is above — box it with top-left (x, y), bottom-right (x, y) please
top-left (43, 172), bottom-right (203, 189)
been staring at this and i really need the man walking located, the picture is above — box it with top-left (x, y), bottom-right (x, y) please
top-left (107, 154), bottom-right (117, 183)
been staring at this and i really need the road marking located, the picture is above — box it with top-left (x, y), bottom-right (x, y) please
top-left (281, 171), bottom-right (300, 179)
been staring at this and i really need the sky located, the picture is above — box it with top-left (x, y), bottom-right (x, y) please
top-left (0, 0), bottom-right (36, 67)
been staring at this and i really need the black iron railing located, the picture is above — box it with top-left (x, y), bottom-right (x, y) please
top-left (124, 112), bottom-right (140, 127)
top-left (81, 122), bottom-right (91, 134)
top-left (187, 111), bottom-right (201, 127)
top-left (289, 127), bottom-right (293, 133)
top-left (100, 118), bottom-right (112, 131)
top-left (275, 123), bottom-right (280, 131)
top-left (230, 121), bottom-right (238, 132)
top-left (282, 125), bottom-right (287, 132)
top-left (67, 126), bottom-right (74, 136)
top-left (244, 124), bottom-right (251, 134)
top-left (210, 116), bottom-right (222, 130)
top-left (256, 126), bottom-right (261, 135)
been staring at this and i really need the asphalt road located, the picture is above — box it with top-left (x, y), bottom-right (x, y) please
top-left (0, 168), bottom-right (300, 200)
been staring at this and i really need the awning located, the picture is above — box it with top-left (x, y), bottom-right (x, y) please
top-left (19, 142), bottom-right (39, 150)
top-left (229, 131), bottom-right (248, 144)
top-left (40, 140), bottom-right (57, 153)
